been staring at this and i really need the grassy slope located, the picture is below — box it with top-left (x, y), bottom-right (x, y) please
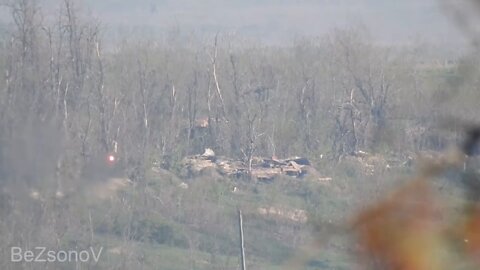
top-left (77, 157), bottom-right (412, 270)
top-left (67, 171), bottom-right (333, 268)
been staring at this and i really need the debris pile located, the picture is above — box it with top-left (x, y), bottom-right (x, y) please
top-left (182, 148), bottom-right (312, 180)
top-left (250, 156), bottom-right (311, 180)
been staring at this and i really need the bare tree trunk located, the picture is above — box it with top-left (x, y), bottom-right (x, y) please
top-left (95, 41), bottom-right (110, 153)
top-left (210, 33), bottom-right (228, 122)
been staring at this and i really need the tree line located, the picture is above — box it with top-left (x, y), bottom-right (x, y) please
top-left (0, 0), bottom-right (477, 189)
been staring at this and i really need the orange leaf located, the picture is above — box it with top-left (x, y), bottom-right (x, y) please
top-left (352, 179), bottom-right (445, 270)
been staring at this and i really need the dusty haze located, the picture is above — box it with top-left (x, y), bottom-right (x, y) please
top-left (0, 0), bottom-right (468, 48)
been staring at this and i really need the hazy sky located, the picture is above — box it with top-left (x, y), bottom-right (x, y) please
top-left (1, 0), bottom-right (468, 48)
top-left (82, 0), bottom-right (465, 46)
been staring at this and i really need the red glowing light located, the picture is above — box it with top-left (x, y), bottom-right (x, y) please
top-left (108, 155), bottom-right (116, 162)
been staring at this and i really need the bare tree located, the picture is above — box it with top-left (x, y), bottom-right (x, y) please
top-left (327, 28), bottom-right (396, 156)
